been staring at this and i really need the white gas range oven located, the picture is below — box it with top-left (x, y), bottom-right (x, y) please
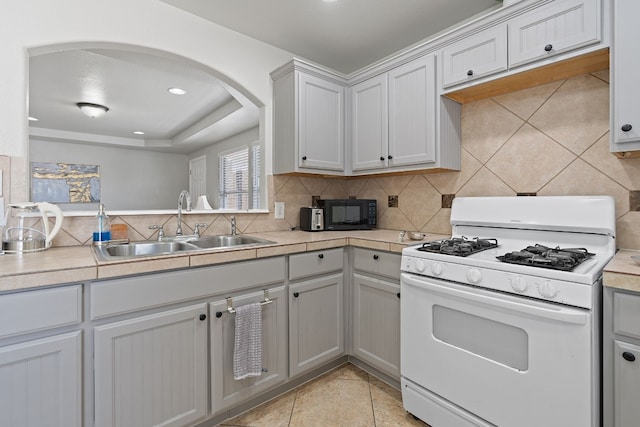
top-left (400, 196), bottom-right (616, 427)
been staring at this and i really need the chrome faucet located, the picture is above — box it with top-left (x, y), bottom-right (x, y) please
top-left (230, 216), bottom-right (237, 236)
top-left (176, 190), bottom-right (191, 236)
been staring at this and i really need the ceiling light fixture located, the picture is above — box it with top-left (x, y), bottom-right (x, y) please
top-left (168, 87), bottom-right (186, 95)
top-left (133, 131), bottom-right (145, 135)
top-left (76, 102), bottom-right (109, 118)
top-left (28, 116), bottom-right (39, 121)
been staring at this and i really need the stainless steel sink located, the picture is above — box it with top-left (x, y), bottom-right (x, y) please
top-left (186, 235), bottom-right (275, 249)
top-left (93, 234), bottom-right (275, 261)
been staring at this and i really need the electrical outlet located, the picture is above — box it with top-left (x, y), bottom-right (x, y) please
top-left (0, 169), bottom-right (3, 196)
top-left (274, 202), bottom-right (285, 219)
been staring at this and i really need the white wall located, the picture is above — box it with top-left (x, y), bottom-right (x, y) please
top-left (31, 139), bottom-right (189, 210)
top-left (0, 0), bottom-right (295, 202)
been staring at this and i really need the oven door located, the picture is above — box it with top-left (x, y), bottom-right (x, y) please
top-left (401, 272), bottom-right (596, 427)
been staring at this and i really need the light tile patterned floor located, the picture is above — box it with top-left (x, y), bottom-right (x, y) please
top-left (219, 363), bottom-right (429, 427)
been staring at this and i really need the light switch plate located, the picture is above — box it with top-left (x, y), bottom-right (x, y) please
top-left (0, 169), bottom-right (3, 196)
top-left (274, 202), bottom-right (285, 219)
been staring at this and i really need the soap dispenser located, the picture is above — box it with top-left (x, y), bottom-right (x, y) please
top-left (93, 203), bottom-right (111, 244)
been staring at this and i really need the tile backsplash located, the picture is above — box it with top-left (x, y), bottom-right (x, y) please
top-left (31, 69), bottom-right (640, 250)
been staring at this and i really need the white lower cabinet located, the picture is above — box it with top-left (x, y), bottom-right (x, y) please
top-left (289, 273), bottom-right (344, 377)
top-left (94, 304), bottom-right (208, 427)
top-left (0, 331), bottom-right (82, 427)
top-left (352, 274), bottom-right (401, 378)
top-left (210, 286), bottom-right (287, 414)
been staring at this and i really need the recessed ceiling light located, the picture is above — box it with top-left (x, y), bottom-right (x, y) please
top-left (168, 87), bottom-right (186, 95)
top-left (28, 116), bottom-right (39, 121)
top-left (76, 102), bottom-right (109, 118)
top-left (322, 0), bottom-right (338, 3)
top-left (133, 131), bottom-right (145, 135)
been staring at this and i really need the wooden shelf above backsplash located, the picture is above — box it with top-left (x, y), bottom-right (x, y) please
top-left (443, 48), bottom-right (610, 104)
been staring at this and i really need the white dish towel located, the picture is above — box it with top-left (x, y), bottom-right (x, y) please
top-left (233, 302), bottom-right (263, 380)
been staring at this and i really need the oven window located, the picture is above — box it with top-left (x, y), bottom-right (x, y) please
top-left (433, 305), bottom-right (529, 371)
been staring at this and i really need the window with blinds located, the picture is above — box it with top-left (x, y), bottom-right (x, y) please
top-left (219, 144), bottom-right (261, 210)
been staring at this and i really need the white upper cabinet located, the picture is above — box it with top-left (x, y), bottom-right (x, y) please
top-left (272, 60), bottom-right (346, 175)
top-left (611, 0), bottom-right (640, 151)
top-left (350, 54), bottom-right (449, 174)
top-left (442, 24), bottom-right (508, 88)
top-left (350, 74), bottom-right (389, 171)
top-left (388, 55), bottom-right (437, 168)
top-left (508, 0), bottom-right (600, 68)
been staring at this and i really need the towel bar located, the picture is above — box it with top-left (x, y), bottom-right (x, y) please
top-left (215, 289), bottom-right (272, 318)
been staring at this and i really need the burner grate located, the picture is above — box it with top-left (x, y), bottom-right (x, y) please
top-left (417, 236), bottom-right (498, 257)
top-left (497, 244), bottom-right (594, 271)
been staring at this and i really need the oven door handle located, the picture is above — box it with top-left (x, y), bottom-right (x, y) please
top-left (401, 273), bottom-right (588, 325)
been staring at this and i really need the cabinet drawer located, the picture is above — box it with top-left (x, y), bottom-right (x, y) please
top-left (91, 257), bottom-right (285, 319)
top-left (441, 24), bottom-right (507, 88)
top-left (353, 248), bottom-right (401, 281)
top-left (289, 248), bottom-right (343, 280)
top-left (0, 285), bottom-right (82, 339)
top-left (508, 0), bottom-right (600, 68)
top-left (614, 292), bottom-right (640, 340)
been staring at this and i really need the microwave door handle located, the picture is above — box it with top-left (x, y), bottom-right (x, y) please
top-left (401, 273), bottom-right (588, 325)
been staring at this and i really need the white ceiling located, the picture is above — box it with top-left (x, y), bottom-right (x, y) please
top-left (29, 48), bottom-right (259, 154)
top-left (160, 0), bottom-right (503, 74)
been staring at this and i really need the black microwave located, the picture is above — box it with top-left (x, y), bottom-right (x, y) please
top-left (317, 199), bottom-right (377, 230)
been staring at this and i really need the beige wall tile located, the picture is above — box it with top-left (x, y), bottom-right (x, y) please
top-left (375, 175), bottom-right (413, 196)
top-left (275, 177), bottom-right (313, 226)
top-left (592, 69), bottom-right (610, 83)
top-left (493, 80), bottom-right (562, 121)
top-left (456, 167), bottom-right (515, 197)
top-left (398, 175), bottom-right (440, 230)
top-left (615, 212), bottom-right (640, 250)
top-left (423, 208), bottom-right (453, 235)
top-left (529, 75), bottom-right (609, 155)
top-left (426, 149), bottom-right (482, 195)
top-left (486, 123), bottom-right (576, 193)
top-left (538, 158), bottom-right (629, 218)
top-left (378, 207), bottom-right (414, 231)
top-left (582, 132), bottom-right (640, 190)
top-left (461, 99), bottom-right (524, 163)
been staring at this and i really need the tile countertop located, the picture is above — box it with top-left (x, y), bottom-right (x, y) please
top-left (603, 250), bottom-right (640, 293)
top-left (0, 229), bottom-right (447, 293)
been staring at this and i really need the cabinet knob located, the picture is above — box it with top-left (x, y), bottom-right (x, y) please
top-left (396, 292), bottom-right (401, 299)
top-left (199, 314), bottom-right (207, 321)
top-left (215, 311), bottom-right (223, 318)
top-left (622, 124), bottom-right (633, 132)
top-left (373, 254), bottom-right (379, 260)
top-left (387, 155), bottom-right (393, 160)
top-left (318, 253), bottom-right (324, 259)
top-left (380, 156), bottom-right (385, 161)
top-left (293, 292), bottom-right (299, 298)
top-left (302, 156), bottom-right (307, 161)
top-left (623, 351), bottom-right (636, 362)
top-left (467, 69), bottom-right (473, 76)
top-left (544, 44), bottom-right (553, 52)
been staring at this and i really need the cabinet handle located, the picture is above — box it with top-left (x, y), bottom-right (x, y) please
top-left (199, 314), bottom-right (207, 321)
top-left (467, 69), bottom-right (473, 76)
top-left (302, 156), bottom-right (307, 161)
top-left (544, 44), bottom-right (553, 52)
top-left (622, 124), bottom-right (633, 132)
top-left (396, 292), bottom-right (401, 299)
top-left (373, 254), bottom-right (379, 260)
top-left (293, 292), bottom-right (299, 298)
top-left (623, 351), bottom-right (636, 362)
top-left (318, 253), bottom-right (324, 259)
top-left (380, 156), bottom-right (385, 161)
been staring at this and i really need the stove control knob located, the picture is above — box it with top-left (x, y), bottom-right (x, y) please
top-left (466, 268), bottom-right (482, 284)
top-left (415, 260), bottom-right (426, 272)
top-left (510, 276), bottom-right (528, 293)
top-left (538, 280), bottom-right (558, 298)
top-left (431, 262), bottom-right (443, 276)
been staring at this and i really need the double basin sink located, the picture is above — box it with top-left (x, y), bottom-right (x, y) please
top-left (93, 235), bottom-right (276, 261)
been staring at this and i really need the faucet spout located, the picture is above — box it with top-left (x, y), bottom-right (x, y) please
top-left (177, 190), bottom-right (191, 236)
top-left (231, 216), bottom-right (237, 236)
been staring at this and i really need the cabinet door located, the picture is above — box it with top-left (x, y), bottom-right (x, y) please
top-left (614, 340), bottom-right (640, 427)
top-left (388, 54), bottom-right (436, 168)
top-left (289, 273), bottom-right (344, 377)
top-left (441, 24), bottom-right (508, 88)
top-left (350, 74), bottom-right (389, 171)
top-left (353, 274), bottom-right (401, 379)
top-left (612, 0), bottom-right (640, 147)
top-left (0, 331), bottom-right (81, 427)
top-left (94, 304), bottom-right (208, 427)
top-left (508, 0), bottom-right (600, 68)
top-left (210, 286), bottom-right (287, 414)
top-left (298, 73), bottom-right (345, 171)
